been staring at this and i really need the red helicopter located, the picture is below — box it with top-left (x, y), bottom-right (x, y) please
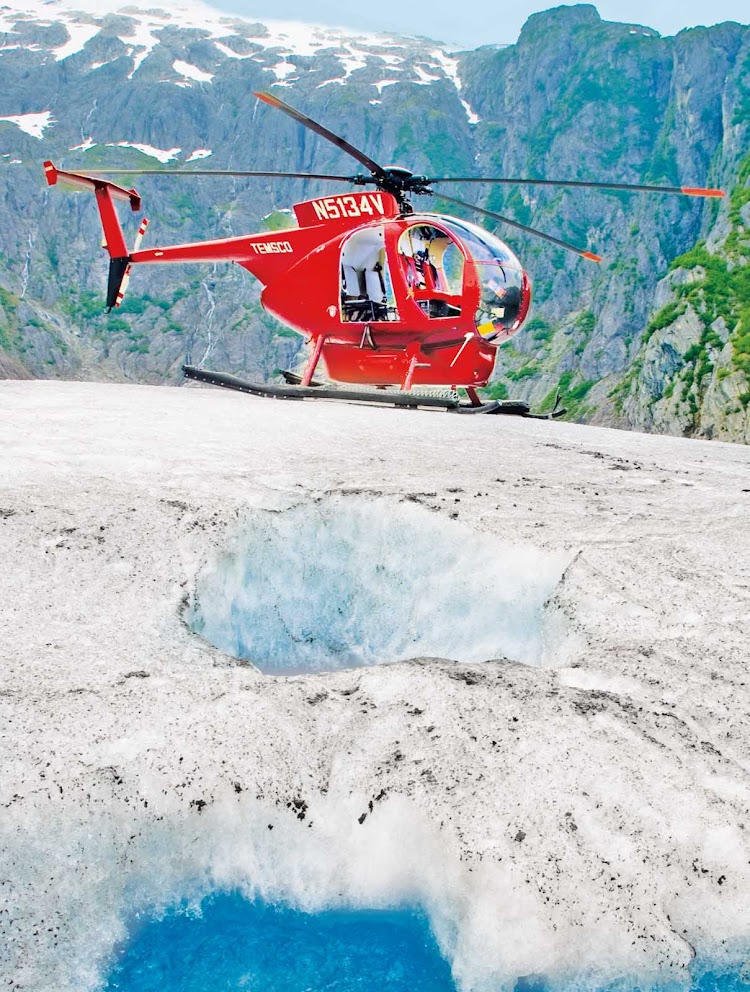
top-left (44, 91), bottom-right (724, 414)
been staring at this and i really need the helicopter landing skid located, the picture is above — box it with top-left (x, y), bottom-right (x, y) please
top-left (182, 366), bottom-right (566, 418)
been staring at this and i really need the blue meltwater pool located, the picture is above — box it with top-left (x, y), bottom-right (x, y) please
top-left (103, 893), bottom-right (457, 992)
top-left (102, 891), bottom-right (750, 992)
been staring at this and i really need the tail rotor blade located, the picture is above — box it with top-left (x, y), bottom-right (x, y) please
top-left (132, 217), bottom-right (149, 253)
top-left (434, 191), bottom-right (602, 262)
top-left (114, 266), bottom-right (131, 308)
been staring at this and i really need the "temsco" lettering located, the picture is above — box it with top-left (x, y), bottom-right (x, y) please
top-left (250, 241), bottom-right (294, 254)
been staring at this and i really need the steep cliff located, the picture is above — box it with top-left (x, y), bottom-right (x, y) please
top-left (459, 8), bottom-right (750, 440)
top-left (0, 0), bottom-right (748, 439)
top-left (611, 154), bottom-right (750, 440)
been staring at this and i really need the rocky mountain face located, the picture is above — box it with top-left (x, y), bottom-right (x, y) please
top-left (0, 0), bottom-right (748, 440)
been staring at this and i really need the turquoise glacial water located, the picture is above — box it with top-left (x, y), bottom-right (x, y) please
top-left (687, 974), bottom-right (750, 992)
top-left (103, 893), bottom-right (456, 991)
top-left (103, 891), bottom-right (750, 992)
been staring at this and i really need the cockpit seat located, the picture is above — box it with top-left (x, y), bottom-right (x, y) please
top-left (341, 264), bottom-right (388, 322)
top-left (342, 264), bottom-right (362, 298)
top-left (365, 268), bottom-right (385, 306)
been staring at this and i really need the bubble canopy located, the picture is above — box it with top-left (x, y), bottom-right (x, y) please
top-left (439, 217), bottom-right (523, 269)
top-left (439, 217), bottom-right (526, 336)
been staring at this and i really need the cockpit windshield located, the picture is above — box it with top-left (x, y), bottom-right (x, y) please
top-left (440, 218), bottom-right (525, 338)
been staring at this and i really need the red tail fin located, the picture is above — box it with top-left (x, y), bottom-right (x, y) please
top-left (43, 161), bottom-right (141, 258)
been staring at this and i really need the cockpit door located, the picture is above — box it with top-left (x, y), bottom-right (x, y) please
top-left (339, 225), bottom-right (398, 323)
top-left (395, 223), bottom-right (467, 319)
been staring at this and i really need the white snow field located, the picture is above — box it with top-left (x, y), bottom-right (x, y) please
top-left (1, 380), bottom-right (750, 991)
top-left (0, 0), bottom-right (484, 123)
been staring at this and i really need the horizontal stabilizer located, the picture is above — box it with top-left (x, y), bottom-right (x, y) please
top-left (44, 160), bottom-right (145, 267)
top-left (43, 161), bottom-right (141, 212)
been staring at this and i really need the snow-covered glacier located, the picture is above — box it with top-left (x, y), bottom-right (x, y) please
top-left (2, 380), bottom-right (750, 991)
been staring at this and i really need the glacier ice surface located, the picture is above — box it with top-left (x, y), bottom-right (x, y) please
top-left (3, 382), bottom-right (750, 992)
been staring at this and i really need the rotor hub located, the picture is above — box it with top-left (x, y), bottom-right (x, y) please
top-left (377, 166), bottom-right (432, 207)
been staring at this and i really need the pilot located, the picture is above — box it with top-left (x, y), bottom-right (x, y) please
top-left (400, 235), bottom-right (425, 290)
top-left (484, 271), bottom-right (521, 325)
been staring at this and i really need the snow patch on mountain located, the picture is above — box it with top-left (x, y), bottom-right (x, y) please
top-left (271, 59), bottom-right (296, 81)
top-left (377, 51), bottom-right (405, 66)
top-left (0, 110), bottom-right (54, 138)
top-left (105, 141), bottom-right (181, 161)
top-left (69, 136), bottom-right (96, 151)
top-left (429, 48), bottom-right (481, 122)
top-left (374, 79), bottom-right (400, 93)
top-left (413, 65), bottom-right (441, 84)
top-left (52, 20), bottom-right (100, 59)
top-left (173, 58), bottom-right (214, 82)
top-left (212, 39), bottom-right (242, 59)
top-left (122, 14), bottom-right (163, 77)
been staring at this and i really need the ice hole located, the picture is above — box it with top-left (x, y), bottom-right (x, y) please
top-left (188, 501), bottom-right (569, 675)
top-left (102, 889), bottom-right (750, 992)
top-left (103, 893), bottom-right (456, 991)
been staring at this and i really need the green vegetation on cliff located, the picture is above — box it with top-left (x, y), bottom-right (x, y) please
top-left (612, 153), bottom-right (750, 428)
top-left (0, 286), bottom-right (20, 352)
top-left (666, 154), bottom-right (750, 381)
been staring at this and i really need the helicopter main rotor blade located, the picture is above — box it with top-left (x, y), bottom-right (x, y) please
top-left (428, 176), bottom-right (725, 197)
top-left (85, 169), bottom-right (361, 181)
top-left (434, 192), bottom-right (602, 262)
top-left (254, 91), bottom-right (388, 182)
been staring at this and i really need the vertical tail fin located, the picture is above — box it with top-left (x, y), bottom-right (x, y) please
top-left (44, 161), bottom-right (140, 258)
top-left (44, 163), bottom-right (146, 311)
top-left (106, 257), bottom-right (130, 311)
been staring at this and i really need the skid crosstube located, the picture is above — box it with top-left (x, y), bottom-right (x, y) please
top-left (182, 366), bottom-right (564, 418)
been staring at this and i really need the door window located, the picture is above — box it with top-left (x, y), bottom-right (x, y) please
top-left (340, 226), bottom-right (398, 322)
top-left (397, 225), bottom-right (464, 318)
